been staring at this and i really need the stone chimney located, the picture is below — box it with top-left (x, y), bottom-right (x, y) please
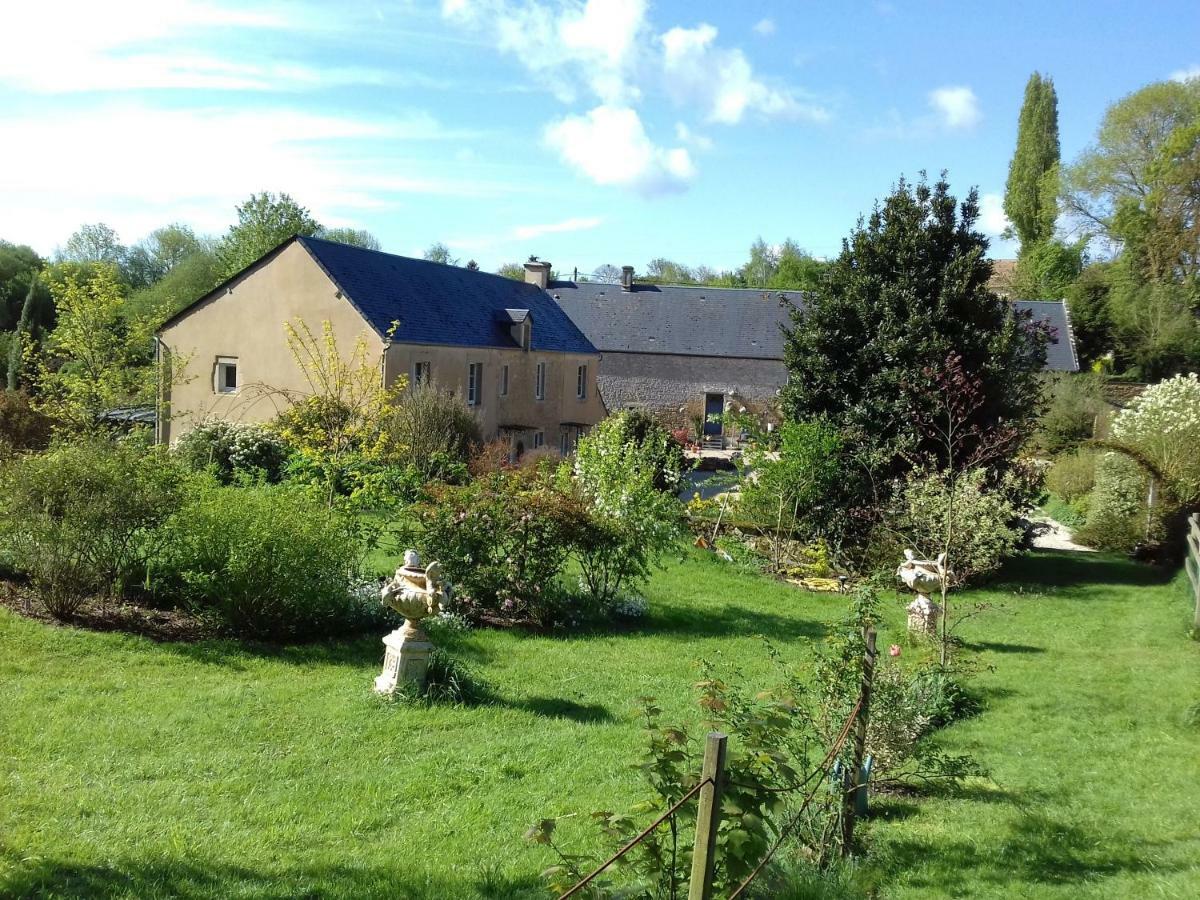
top-left (524, 258), bottom-right (551, 289)
top-left (621, 265), bottom-right (635, 291)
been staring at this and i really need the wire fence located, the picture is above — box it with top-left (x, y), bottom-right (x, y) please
top-left (556, 626), bottom-right (877, 900)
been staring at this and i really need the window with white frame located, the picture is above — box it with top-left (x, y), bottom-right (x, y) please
top-left (576, 364), bottom-right (587, 399)
top-left (215, 357), bottom-right (238, 394)
top-left (413, 360), bottom-right (431, 386)
top-left (467, 362), bottom-right (482, 406)
top-left (499, 364), bottom-right (509, 397)
top-left (533, 430), bottom-right (544, 449)
top-left (535, 361), bottom-right (546, 400)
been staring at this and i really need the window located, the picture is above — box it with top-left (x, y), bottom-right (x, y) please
top-left (535, 361), bottom-right (546, 400)
top-left (467, 363), bottom-right (482, 406)
top-left (576, 364), bottom-right (587, 399)
top-left (215, 357), bottom-right (238, 394)
top-left (533, 430), bottom-right (544, 449)
top-left (413, 360), bottom-right (431, 386)
top-left (499, 364), bottom-right (509, 397)
top-left (560, 429), bottom-right (569, 455)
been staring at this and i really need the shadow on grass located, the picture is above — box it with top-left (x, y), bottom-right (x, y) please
top-left (630, 601), bottom-right (829, 642)
top-left (0, 851), bottom-right (544, 900)
top-left (963, 640), bottom-right (1046, 654)
top-left (879, 811), bottom-right (1171, 891)
top-left (509, 695), bottom-right (616, 723)
top-left (993, 550), bottom-right (1175, 592)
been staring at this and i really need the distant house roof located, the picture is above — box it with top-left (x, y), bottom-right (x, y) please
top-left (299, 237), bottom-right (594, 354)
top-left (988, 259), bottom-right (1018, 298)
top-left (551, 280), bottom-right (1078, 372)
top-left (159, 236), bottom-right (595, 355)
top-left (550, 281), bottom-right (800, 359)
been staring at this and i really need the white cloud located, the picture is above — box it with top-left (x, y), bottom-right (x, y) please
top-left (1170, 64), bottom-right (1200, 83)
top-left (753, 18), bottom-right (776, 36)
top-left (0, 1), bottom-right (326, 93)
top-left (928, 86), bottom-right (981, 130)
top-left (675, 122), bottom-right (713, 151)
top-left (661, 23), bottom-right (828, 125)
top-left (513, 216), bottom-right (603, 240)
top-left (544, 105), bottom-right (695, 195)
top-left (0, 104), bottom-right (512, 253)
top-left (443, 0), bottom-right (648, 103)
top-left (978, 193), bottom-right (1010, 237)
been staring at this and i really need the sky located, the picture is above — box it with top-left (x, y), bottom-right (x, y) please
top-left (2, 0), bottom-right (1199, 275)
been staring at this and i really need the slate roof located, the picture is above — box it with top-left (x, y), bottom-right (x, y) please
top-left (549, 281), bottom-right (799, 359)
top-left (550, 281), bottom-right (1079, 372)
top-left (298, 237), bottom-right (594, 353)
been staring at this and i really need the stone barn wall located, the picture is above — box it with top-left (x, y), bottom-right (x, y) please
top-left (595, 351), bottom-right (786, 430)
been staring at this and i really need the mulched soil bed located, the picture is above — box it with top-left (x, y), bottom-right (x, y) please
top-left (1, 580), bottom-right (214, 642)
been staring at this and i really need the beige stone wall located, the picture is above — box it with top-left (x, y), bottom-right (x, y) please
top-left (157, 242), bottom-right (383, 444)
top-left (385, 343), bottom-right (605, 449)
top-left (157, 240), bottom-right (605, 447)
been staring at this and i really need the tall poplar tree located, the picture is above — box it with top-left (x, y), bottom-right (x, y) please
top-left (1004, 73), bottom-right (1061, 248)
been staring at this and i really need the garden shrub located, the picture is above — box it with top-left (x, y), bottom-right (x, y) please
top-left (1031, 373), bottom-right (1105, 454)
top-left (158, 479), bottom-right (376, 639)
top-left (1076, 452), bottom-right (1149, 551)
top-left (0, 390), bottom-right (53, 457)
top-left (872, 468), bottom-right (1022, 587)
top-left (174, 420), bottom-right (291, 483)
top-left (385, 381), bottom-right (481, 480)
top-left (412, 464), bottom-right (589, 625)
top-left (573, 413), bottom-right (685, 606)
top-left (0, 437), bottom-right (182, 617)
top-left (1110, 372), bottom-right (1200, 505)
top-left (1045, 447), bottom-right (1100, 504)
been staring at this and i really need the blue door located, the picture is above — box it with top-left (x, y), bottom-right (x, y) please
top-left (704, 393), bottom-right (724, 436)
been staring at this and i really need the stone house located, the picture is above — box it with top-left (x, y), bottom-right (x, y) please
top-left (155, 237), bottom-right (604, 456)
top-left (552, 267), bottom-right (1080, 443)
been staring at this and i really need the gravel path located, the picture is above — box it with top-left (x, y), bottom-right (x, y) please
top-left (1030, 516), bottom-right (1094, 552)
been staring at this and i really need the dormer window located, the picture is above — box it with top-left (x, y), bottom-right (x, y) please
top-left (215, 357), bottom-right (238, 394)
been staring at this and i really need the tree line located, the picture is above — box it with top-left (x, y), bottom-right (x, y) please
top-left (1003, 72), bottom-right (1199, 379)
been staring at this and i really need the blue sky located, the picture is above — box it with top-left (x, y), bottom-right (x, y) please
top-left (2, 0), bottom-right (1198, 274)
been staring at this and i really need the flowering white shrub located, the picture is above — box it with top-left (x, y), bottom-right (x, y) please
top-left (175, 420), bottom-right (291, 483)
top-left (1111, 373), bottom-right (1200, 504)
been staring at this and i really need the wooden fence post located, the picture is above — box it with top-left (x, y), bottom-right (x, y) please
top-left (841, 626), bottom-right (877, 854)
top-left (688, 731), bottom-right (727, 900)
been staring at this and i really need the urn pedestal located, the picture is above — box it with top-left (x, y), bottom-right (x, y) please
top-left (374, 622), bottom-right (433, 694)
top-left (906, 596), bottom-right (941, 637)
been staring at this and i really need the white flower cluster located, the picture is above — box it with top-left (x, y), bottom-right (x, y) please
top-left (1111, 373), bottom-right (1200, 503)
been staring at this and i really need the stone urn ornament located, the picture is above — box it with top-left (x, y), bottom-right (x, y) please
top-left (896, 549), bottom-right (946, 637)
top-left (374, 550), bottom-right (445, 694)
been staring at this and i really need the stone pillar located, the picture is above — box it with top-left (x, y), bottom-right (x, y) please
top-left (374, 621), bottom-right (433, 694)
top-left (906, 596), bottom-right (941, 637)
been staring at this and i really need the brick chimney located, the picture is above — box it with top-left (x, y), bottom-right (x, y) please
top-left (621, 265), bottom-right (635, 291)
top-left (524, 258), bottom-right (551, 289)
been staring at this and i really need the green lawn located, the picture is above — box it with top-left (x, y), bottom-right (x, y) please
top-left (2, 549), bottom-right (1198, 899)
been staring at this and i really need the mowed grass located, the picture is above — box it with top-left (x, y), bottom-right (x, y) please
top-left (1, 549), bottom-right (1198, 898)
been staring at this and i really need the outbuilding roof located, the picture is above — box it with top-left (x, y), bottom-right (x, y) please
top-left (550, 280), bottom-right (1078, 372)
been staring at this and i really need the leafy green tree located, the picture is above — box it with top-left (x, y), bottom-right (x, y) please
top-left (739, 237), bottom-right (778, 286)
top-left (422, 242), bottom-right (457, 265)
top-left (34, 265), bottom-right (156, 430)
top-left (781, 175), bottom-right (1047, 488)
top-left (1107, 268), bottom-right (1199, 379)
top-left (318, 227), bottom-right (381, 250)
top-left (1065, 262), bottom-right (1114, 366)
top-left (123, 224), bottom-right (204, 289)
top-left (497, 262), bottom-right (524, 280)
top-left (643, 257), bottom-right (695, 284)
top-left (770, 240), bottom-right (828, 291)
top-left (126, 246), bottom-right (223, 327)
top-left (216, 192), bottom-right (322, 277)
top-left (57, 223), bottom-right (126, 267)
top-left (1010, 238), bottom-right (1085, 299)
top-left (1004, 73), bottom-right (1061, 248)
top-left (0, 240), bottom-right (47, 331)
top-left (1066, 79), bottom-right (1200, 255)
top-left (7, 275), bottom-right (40, 390)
